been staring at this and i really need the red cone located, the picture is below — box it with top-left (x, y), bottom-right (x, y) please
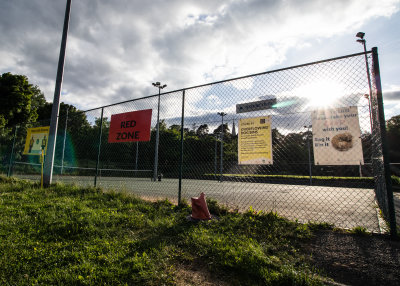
top-left (191, 192), bottom-right (212, 220)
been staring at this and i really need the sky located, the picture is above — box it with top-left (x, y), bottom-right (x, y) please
top-left (0, 0), bottom-right (399, 123)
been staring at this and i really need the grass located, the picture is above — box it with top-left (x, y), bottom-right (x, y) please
top-left (349, 226), bottom-right (370, 236)
top-left (0, 176), bottom-right (327, 285)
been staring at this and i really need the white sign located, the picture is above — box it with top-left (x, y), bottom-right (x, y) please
top-left (311, 106), bottom-right (364, 165)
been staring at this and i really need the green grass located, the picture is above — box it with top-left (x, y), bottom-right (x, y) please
top-left (349, 226), bottom-right (370, 236)
top-left (0, 176), bottom-right (325, 285)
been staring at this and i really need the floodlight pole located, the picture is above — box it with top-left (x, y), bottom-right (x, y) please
top-left (152, 82), bottom-right (167, 181)
top-left (356, 32), bottom-right (373, 130)
top-left (43, 0), bottom-right (72, 186)
top-left (218, 112), bottom-right (227, 182)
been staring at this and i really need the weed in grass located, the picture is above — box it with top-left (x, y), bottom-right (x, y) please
top-left (306, 221), bottom-right (334, 231)
top-left (206, 198), bottom-right (229, 216)
top-left (349, 226), bottom-right (370, 236)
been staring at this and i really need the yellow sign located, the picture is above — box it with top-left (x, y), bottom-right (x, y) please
top-left (23, 126), bottom-right (50, 155)
top-left (238, 116), bottom-right (273, 165)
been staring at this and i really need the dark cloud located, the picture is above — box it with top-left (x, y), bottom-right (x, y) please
top-left (383, 90), bottom-right (400, 101)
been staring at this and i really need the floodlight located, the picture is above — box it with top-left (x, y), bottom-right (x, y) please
top-left (356, 32), bottom-right (365, 39)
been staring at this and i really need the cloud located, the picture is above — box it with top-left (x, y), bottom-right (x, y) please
top-left (0, 0), bottom-right (399, 115)
top-left (383, 89), bottom-right (400, 101)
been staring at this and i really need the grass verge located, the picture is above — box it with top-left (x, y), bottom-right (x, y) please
top-left (0, 176), bottom-right (326, 285)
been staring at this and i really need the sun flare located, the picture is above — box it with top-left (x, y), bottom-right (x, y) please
top-left (295, 80), bottom-right (345, 109)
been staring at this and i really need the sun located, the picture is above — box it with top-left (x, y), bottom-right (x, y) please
top-left (295, 80), bottom-right (346, 109)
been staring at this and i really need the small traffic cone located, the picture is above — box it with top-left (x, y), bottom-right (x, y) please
top-left (191, 192), bottom-right (212, 220)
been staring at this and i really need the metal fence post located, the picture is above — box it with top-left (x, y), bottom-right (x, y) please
top-left (218, 113), bottom-right (226, 182)
top-left (61, 107), bottom-right (69, 175)
top-left (7, 126), bottom-right (18, 177)
top-left (94, 108), bottom-right (104, 187)
top-left (135, 141), bottom-right (139, 176)
top-left (372, 47), bottom-right (397, 236)
top-left (214, 134), bottom-right (218, 180)
top-left (178, 90), bottom-right (186, 204)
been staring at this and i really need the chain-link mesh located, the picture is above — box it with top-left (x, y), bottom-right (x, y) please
top-left (0, 51), bottom-right (396, 233)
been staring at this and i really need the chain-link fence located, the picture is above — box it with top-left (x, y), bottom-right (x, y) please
top-left (1, 48), bottom-right (396, 234)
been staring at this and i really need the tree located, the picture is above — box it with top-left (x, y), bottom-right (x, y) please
top-left (0, 72), bottom-right (46, 129)
top-left (196, 124), bottom-right (209, 137)
top-left (169, 124), bottom-right (181, 132)
top-left (386, 114), bottom-right (400, 166)
top-left (213, 124), bottom-right (230, 135)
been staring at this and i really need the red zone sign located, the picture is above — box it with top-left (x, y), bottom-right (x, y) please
top-left (108, 109), bottom-right (152, 143)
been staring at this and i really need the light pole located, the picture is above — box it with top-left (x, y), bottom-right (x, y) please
top-left (217, 112), bottom-right (227, 182)
top-left (356, 32), bottom-right (373, 131)
top-left (152, 81), bottom-right (167, 181)
top-left (304, 125), bottom-right (312, 185)
top-left (43, 0), bottom-right (72, 186)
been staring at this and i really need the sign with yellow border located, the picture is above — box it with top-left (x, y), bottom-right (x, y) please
top-left (238, 116), bottom-right (273, 165)
top-left (23, 126), bottom-right (50, 155)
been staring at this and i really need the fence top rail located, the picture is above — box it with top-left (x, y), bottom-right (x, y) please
top-left (80, 50), bottom-right (372, 113)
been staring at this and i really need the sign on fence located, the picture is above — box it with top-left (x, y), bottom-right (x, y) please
top-left (311, 106), bottom-right (364, 165)
top-left (108, 109), bottom-right (152, 143)
top-left (23, 126), bottom-right (50, 155)
top-left (238, 116), bottom-right (273, 165)
top-left (236, 98), bottom-right (277, 114)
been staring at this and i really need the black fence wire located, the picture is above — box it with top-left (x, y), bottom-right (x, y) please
top-left (0, 48), bottom-right (397, 235)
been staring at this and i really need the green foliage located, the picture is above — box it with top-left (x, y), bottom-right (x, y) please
top-left (386, 115), bottom-right (400, 168)
top-left (0, 180), bottom-right (325, 285)
top-left (206, 198), bottom-right (229, 216)
top-left (392, 175), bottom-right (400, 186)
top-left (349, 226), bottom-right (370, 236)
top-left (0, 72), bottom-right (46, 129)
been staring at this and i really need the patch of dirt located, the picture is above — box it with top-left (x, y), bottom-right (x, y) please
top-left (174, 260), bottom-right (231, 286)
top-left (303, 230), bottom-right (400, 286)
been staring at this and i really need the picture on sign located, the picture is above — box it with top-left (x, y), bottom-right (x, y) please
top-left (311, 106), bottom-right (364, 165)
top-left (23, 126), bottom-right (50, 155)
top-left (108, 109), bottom-right (152, 143)
top-left (238, 116), bottom-right (273, 165)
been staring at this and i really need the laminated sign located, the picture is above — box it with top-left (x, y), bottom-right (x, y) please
top-left (23, 126), bottom-right (50, 155)
top-left (311, 106), bottom-right (364, 165)
top-left (238, 116), bottom-right (273, 165)
top-left (108, 109), bottom-right (152, 143)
